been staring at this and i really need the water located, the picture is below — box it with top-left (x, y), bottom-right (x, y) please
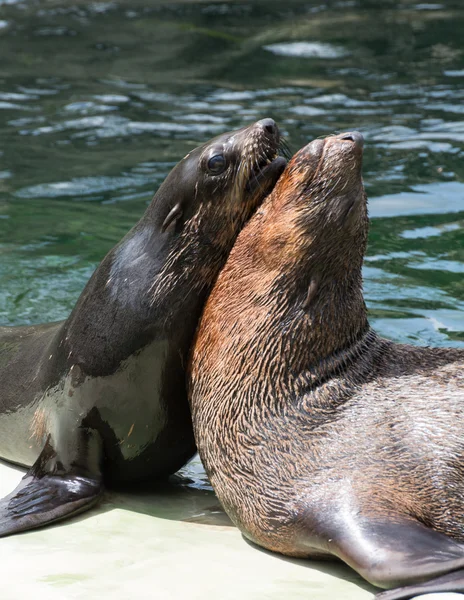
top-left (0, 1), bottom-right (463, 485)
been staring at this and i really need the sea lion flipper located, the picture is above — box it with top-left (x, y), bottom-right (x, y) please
top-left (0, 430), bottom-right (103, 537)
top-left (322, 512), bottom-right (464, 592)
top-left (375, 569), bottom-right (464, 600)
top-left (0, 471), bottom-right (102, 537)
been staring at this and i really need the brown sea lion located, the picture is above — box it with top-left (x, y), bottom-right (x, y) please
top-left (0, 118), bottom-right (286, 537)
top-left (189, 131), bottom-right (464, 600)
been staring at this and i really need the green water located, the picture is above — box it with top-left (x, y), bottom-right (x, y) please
top-left (0, 1), bottom-right (463, 343)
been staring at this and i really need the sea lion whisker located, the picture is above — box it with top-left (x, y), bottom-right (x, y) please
top-left (279, 138), bottom-right (293, 160)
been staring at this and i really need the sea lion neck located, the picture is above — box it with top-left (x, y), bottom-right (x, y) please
top-left (199, 222), bottom-right (371, 385)
top-left (210, 190), bottom-right (370, 372)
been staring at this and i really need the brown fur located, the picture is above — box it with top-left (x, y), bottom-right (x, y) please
top-left (189, 133), bottom-right (464, 564)
top-left (30, 407), bottom-right (47, 443)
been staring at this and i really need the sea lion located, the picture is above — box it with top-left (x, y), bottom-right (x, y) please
top-left (189, 131), bottom-right (464, 600)
top-left (0, 118), bottom-right (286, 537)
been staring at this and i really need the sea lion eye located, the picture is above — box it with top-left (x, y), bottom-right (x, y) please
top-left (207, 154), bottom-right (226, 174)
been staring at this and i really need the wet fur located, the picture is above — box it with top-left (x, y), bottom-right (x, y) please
top-left (0, 120), bottom-right (283, 484)
top-left (0, 120), bottom-right (289, 539)
top-left (189, 135), bottom-right (464, 580)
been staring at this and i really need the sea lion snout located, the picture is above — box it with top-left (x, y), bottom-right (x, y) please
top-left (256, 117), bottom-right (279, 139)
top-left (270, 130), bottom-right (365, 220)
top-left (284, 131), bottom-right (364, 194)
top-left (324, 131), bottom-right (364, 164)
top-left (338, 130), bottom-right (364, 149)
top-left (236, 119), bottom-right (286, 196)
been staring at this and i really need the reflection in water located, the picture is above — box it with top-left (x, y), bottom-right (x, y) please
top-left (101, 454), bottom-right (232, 527)
top-left (0, 0), bottom-right (463, 488)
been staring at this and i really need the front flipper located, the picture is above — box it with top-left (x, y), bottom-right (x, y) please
top-left (301, 507), bottom-right (464, 593)
top-left (0, 472), bottom-right (102, 537)
top-left (0, 429), bottom-right (103, 537)
top-left (338, 518), bottom-right (464, 590)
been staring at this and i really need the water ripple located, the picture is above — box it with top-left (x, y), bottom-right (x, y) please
top-left (0, 0), bottom-right (462, 352)
top-left (264, 41), bottom-right (349, 59)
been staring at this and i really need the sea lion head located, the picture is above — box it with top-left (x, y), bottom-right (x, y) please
top-left (265, 131), bottom-right (367, 266)
top-left (150, 118), bottom-right (286, 247)
top-left (147, 119), bottom-right (286, 304)
top-left (249, 131), bottom-right (368, 305)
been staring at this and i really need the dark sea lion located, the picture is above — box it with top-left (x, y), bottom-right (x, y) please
top-left (0, 118), bottom-right (286, 537)
top-left (189, 131), bottom-right (464, 600)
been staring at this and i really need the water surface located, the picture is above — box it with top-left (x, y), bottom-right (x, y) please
top-left (0, 0), bottom-right (463, 486)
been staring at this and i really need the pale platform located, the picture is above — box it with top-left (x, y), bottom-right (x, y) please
top-left (0, 457), bottom-right (460, 600)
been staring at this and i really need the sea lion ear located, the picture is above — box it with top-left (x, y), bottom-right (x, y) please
top-left (161, 203), bottom-right (183, 233)
top-left (302, 277), bottom-right (319, 310)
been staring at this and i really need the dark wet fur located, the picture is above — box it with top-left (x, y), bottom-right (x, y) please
top-left (0, 119), bottom-right (286, 537)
